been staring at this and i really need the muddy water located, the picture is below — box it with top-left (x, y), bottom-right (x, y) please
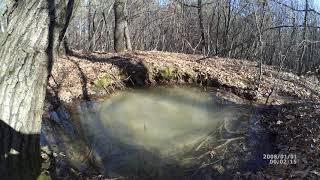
top-left (77, 86), bottom-right (269, 179)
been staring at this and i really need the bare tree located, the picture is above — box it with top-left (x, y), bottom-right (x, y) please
top-left (65, 0), bottom-right (320, 75)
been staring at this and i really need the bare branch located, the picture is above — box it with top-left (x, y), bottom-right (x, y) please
top-left (173, 0), bottom-right (214, 8)
top-left (265, 25), bottom-right (320, 31)
top-left (270, 0), bottom-right (320, 16)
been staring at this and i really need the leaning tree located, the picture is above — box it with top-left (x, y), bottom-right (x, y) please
top-left (0, 0), bottom-right (77, 179)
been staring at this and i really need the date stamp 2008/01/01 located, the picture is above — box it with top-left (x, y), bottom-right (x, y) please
top-left (263, 154), bottom-right (297, 165)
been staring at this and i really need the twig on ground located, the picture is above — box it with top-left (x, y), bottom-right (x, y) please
top-left (214, 137), bottom-right (245, 150)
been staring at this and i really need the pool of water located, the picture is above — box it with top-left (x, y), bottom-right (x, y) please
top-left (76, 86), bottom-right (270, 179)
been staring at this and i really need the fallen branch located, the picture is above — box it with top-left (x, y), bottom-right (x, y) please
top-left (196, 136), bottom-right (245, 160)
top-left (214, 137), bottom-right (245, 150)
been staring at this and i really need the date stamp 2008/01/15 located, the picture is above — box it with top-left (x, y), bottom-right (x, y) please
top-left (263, 154), bottom-right (297, 165)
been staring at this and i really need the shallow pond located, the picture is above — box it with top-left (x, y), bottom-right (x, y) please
top-left (76, 86), bottom-right (271, 179)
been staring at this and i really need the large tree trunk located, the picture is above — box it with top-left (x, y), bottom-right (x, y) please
top-left (114, 0), bottom-right (132, 52)
top-left (0, 0), bottom-right (76, 179)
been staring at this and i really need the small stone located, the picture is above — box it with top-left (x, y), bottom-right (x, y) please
top-left (53, 152), bottom-right (58, 157)
top-left (41, 153), bottom-right (49, 160)
top-left (41, 146), bottom-right (52, 155)
top-left (276, 120), bottom-right (283, 125)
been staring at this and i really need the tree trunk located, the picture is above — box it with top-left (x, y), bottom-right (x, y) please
top-left (223, 0), bottom-right (231, 56)
top-left (215, 2), bottom-right (220, 54)
top-left (124, 21), bottom-right (132, 51)
top-left (87, 0), bottom-right (94, 51)
top-left (298, 0), bottom-right (309, 75)
top-left (197, 0), bottom-right (206, 54)
top-left (114, 0), bottom-right (132, 52)
top-left (0, 0), bottom-right (76, 179)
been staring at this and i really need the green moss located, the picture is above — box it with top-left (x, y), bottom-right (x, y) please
top-left (160, 67), bottom-right (173, 80)
top-left (174, 69), bottom-right (184, 79)
top-left (95, 73), bottom-right (112, 89)
top-left (159, 67), bottom-right (195, 82)
top-left (37, 174), bottom-right (52, 180)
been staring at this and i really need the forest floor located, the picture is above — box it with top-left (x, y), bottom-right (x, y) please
top-left (45, 50), bottom-right (320, 179)
top-left (48, 50), bottom-right (320, 104)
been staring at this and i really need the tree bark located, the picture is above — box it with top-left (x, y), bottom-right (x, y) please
top-left (215, 2), bottom-right (221, 54)
top-left (0, 20), bottom-right (4, 33)
top-left (124, 21), bottom-right (132, 51)
top-left (0, 0), bottom-right (76, 179)
top-left (223, 0), bottom-right (232, 56)
top-left (87, 0), bottom-right (94, 51)
top-left (298, 0), bottom-right (309, 74)
top-left (114, 0), bottom-right (132, 52)
top-left (197, 0), bottom-right (206, 54)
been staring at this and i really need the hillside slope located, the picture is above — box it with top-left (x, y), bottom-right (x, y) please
top-left (48, 50), bottom-right (319, 104)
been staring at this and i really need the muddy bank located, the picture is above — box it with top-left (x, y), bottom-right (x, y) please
top-left (47, 50), bottom-right (319, 104)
